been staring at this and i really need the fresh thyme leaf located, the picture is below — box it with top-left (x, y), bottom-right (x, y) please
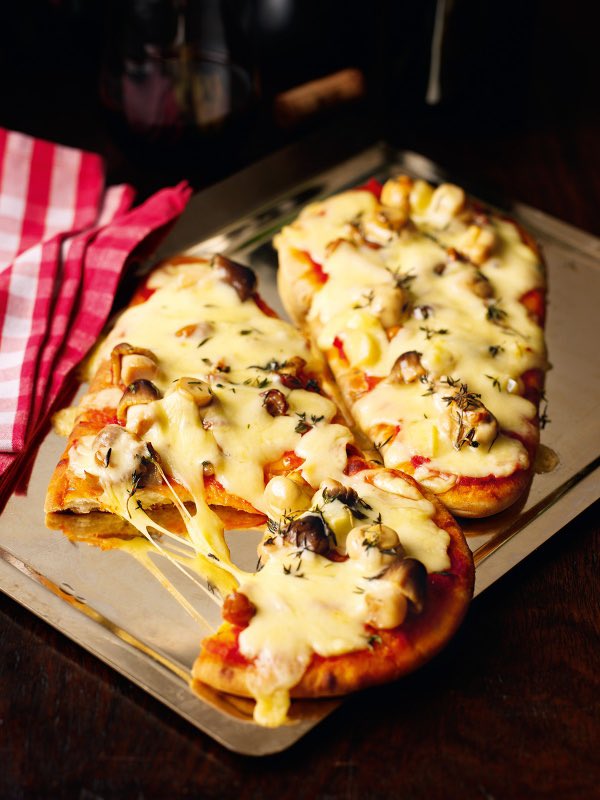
top-left (250, 358), bottom-right (288, 372)
top-left (295, 412), bottom-right (311, 434)
top-left (441, 375), bottom-right (459, 388)
top-left (488, 344), bottom-right (505, 358)
top-left (386, 267), bottom-right (416, 290)
top-left (461, 427), bottom-right (480, 449)
top-left (197, 337), bottom-right (211, 348)
top-left (374, 433), bottom-right (393, 450)
top-left (413, 304), bottom-right (433, 320)
top-left (353, 289), bottom-right (375, 309)
top-left (442, 383), bottom-right (483, 411)
top-left (420, 325), bottom-right (449, 340)
top-left (539, 403), bottom-right (550, 429)
top-left (207, 553), bottom-right (219, 561)
top-left (485, 374), bottom-right (502, 391)
top-left (310, 414), bottom-right (324, 425)
top-left (353, 586), bottom-right (365, 594)
top-left (104, 447), bottom-right (112, 468)
top-left (283, 564), bottom-right (292, 575)
top-left (486, 301), bottom-right (508, 324)
top-left (442, 383), bottom-right (485, 450)
top-left (367, 634), bottom-right (382, 649)
top-left (126, 465), bottom-right (146, 517)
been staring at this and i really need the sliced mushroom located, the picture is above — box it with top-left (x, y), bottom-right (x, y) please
top-left (444, 390), bottom-right (499, 450)
top-left (457, 224), bottom-right (496, 265)
top-left (467, 269), bottom-right (494, 299)
top-left (277, 356), bottom-right (307, 389)
top-left (117, 380), bottom-right (161, 424)
top-left (261, 389), bottom-right (289, 417)
top-left (427, 183), bottom-right (466, 228)
top-left (166, 377), bottom-right (212, 407)
top-left (126, 404), bottom-right (157, 437)
top-left (283, 513), bottom-right (330, 555)
top-left (360, 208), bottom-right (408, 245)
top-left (111, 343), bottom-right (158, 386)
top-left (212, 254), bottom-right (256, 301)
top-left (346, 523), bottom-right (404, 565)
top-left (93, 424), bottom-right (129, 468)
top-left (365, 587), bottom-right (408, 630)
top-left (92, 425), bottom-right (159, 486)
top-left (278, 356), bottom-right (306, 376)
top-left (382, 557), bottom-right (427, 614)
top-left (390, 351), bottom-right (427, 384)
top-left (380, 175), bottom-right (413, 212)
top-left (321, 478), bottom-right (358, 505)
top-left (263, 474), bottom-right (312, 518)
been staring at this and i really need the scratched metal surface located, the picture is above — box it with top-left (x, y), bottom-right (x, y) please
top-left (0, 144), bottom-right (598, 755)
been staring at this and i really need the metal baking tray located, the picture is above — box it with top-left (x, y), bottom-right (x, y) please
top-left (1, 144), bottom-right (598, 756)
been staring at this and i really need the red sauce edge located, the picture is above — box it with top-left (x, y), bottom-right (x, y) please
top-left (355, 177), bottom-right (383, 200)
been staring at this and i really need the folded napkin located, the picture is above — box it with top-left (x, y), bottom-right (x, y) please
top-left (0, 128), bottom-right (192, 502)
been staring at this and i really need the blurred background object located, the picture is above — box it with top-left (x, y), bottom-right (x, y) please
top-left (0, 0), bottom-right (597, 206)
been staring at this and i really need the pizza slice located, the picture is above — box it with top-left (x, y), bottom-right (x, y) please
top-left (45, 253), bottom-right (473, 726)
top-left (274, 175), bottom-right (548, 517)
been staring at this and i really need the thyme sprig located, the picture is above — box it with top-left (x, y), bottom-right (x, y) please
top-left (486, 301), bottom-right (508, 324)
top-left (420, 325), bottom-right (449, 340)
top-left (485, 374), bottom-right (502, 392)
top-left (374, 433), bottom-right (394, 451)
top-left (250, 358), bottom-right (288, 372)
top-left (386, 268), bottom-right (416, 291)
top-left (353, 289), bottom-right (375, 309)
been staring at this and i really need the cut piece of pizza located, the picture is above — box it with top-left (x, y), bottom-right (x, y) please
top-left (45, 254), bottom-right (338, 530)
top-left (45, 253), bottom-right (473, 727)
top-left (192, 468), bottom-right (473, 725)
top-left (274, 175), bottom-right (548, 517)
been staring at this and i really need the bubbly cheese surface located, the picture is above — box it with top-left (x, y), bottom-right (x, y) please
top-left (275, 182), bottom-right (548, 482)
top-left (66, 257), bottom-right (453, 727)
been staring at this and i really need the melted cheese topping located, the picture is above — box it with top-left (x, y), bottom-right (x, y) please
top-left (275, 183), bottom-right (547, 482)
top-left (66, 258), bottom-right (452, 726)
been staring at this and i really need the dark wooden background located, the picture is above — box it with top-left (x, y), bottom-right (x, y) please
top-left (0, 2), bottom-right (599, 797)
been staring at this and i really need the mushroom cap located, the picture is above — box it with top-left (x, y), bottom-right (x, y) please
top-left (212, 254), bottom-right (257, 301)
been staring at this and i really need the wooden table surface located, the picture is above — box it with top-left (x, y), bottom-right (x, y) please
top-left (1, 52), bottom-right (599, 799)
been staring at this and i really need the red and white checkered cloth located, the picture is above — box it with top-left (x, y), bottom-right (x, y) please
top-left (0, 128), bottom-right (192, 498)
